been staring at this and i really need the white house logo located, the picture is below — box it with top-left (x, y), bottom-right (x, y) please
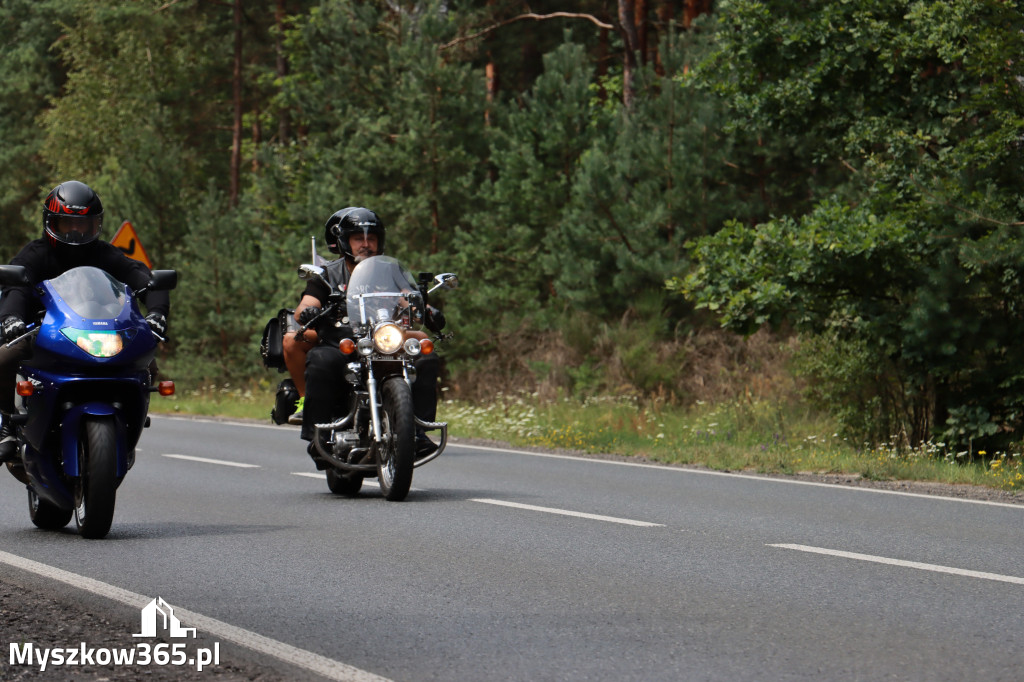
top-left (9, 595), bottom-right (220, 672)
top-left (134, 597), bottom-right (196, 638)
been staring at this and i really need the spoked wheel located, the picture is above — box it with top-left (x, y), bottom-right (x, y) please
top-left (326, 468), bottom-right (363, 496)
top-left (27, 488), bottom-right (72, 530)
top-left (74, 417), bottom-right (118, 539)
top-left (376, 379), bottom-right (415, 501)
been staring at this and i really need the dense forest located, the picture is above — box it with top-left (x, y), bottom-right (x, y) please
top-left (2, 0), bottom-right (1023, 454)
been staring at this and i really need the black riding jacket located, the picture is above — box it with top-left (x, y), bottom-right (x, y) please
top-left (0, 238), bottom-right (170, 322)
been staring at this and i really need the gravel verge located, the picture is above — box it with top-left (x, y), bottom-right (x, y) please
top-left (0, 574), bottom-right (288, 681)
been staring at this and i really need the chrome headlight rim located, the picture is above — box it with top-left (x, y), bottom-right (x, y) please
top-left (403, 337), bottom-right (422, 356)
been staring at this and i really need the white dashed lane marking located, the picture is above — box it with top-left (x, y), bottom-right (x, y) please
top-left (162, 454), bottom-right (261, 468)
top-left (769, 543), bottom-right (1024, 586)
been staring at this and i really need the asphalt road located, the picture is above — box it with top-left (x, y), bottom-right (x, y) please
top-left (1, 415), bottom-right (1022, 681)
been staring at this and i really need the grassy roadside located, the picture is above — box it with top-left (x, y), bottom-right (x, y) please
top-left (151, 385), bottom-right (1024, 493)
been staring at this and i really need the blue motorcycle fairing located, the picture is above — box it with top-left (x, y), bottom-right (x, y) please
top-left (22, 443), bottom-right (75, 510)
top-left (19, 367), bottom-right (150, 456)
top-left (33, 274), bottom-right (156, 368)
top-left (59, 403), bottom-right (129, 479)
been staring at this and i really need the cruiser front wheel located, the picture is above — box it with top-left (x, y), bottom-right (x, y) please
top-left (376, 379), bottom-right (414, 501)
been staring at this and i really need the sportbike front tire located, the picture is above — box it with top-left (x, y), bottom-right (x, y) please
top-left (376, 379), bottom-right (415, 501)
top-left (74, 417), bottom-right (118, 539)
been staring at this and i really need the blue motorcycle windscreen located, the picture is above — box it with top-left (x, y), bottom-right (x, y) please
top-left (49, 266), bottom-right (128, 319)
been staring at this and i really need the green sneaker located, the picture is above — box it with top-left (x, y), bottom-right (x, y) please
top-left (288, 396), bottom-right (304, 425)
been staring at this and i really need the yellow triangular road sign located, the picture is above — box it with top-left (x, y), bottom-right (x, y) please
top-left (110, 221), bottom-right (153, 269)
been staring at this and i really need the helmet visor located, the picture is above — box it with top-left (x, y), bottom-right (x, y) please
top-left (48, 214), bottom-right (101, 245)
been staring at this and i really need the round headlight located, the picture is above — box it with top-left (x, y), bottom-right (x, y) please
top-left (403, 337), bottom-right (421, 356)
top-left (373, 323), bottom-right (404, 354)
top-left (357, 337), bottom-right (374, 356)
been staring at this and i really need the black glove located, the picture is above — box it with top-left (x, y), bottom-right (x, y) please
top-left (1, 316), bottom-right (26, 342)
top-left (145, 312), bottom-right (167, 339)
top-left (297, 306), bottom-right (322, 326)
top-left (426, 305), bottom-right (446, 332)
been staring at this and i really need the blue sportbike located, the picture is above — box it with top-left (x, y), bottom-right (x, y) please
top-left (0, 265), bottom-right (176, 538)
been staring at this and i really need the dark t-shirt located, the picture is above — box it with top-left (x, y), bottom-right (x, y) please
top-left (301, 259), bottom-right (352, 346)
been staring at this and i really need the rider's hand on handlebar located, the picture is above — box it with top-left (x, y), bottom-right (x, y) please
top-left (145, 312), bottom-right (167, 339)
top-left (1, 316), bottom-right (26, 342)
top-left (298, 306), bottom-right (322, 325)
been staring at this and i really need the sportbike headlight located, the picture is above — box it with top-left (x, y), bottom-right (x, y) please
top-left (372, 323), bottom-right (404, 354)
top-left (62, 329), bottom-right (125, 358)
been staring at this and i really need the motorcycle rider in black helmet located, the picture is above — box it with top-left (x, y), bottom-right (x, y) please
top-left (277, 207), bottom-right (359, 425)
top-left (0, 181), bottom-right (171, 463)
top-left (293, 207), bottom-right (445, 466)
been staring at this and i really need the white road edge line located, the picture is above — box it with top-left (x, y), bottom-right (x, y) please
top-left (768, 543), bottom-right (1024, 586)
top-left (0, 550), bottom-right (390, 682)
top-left (472, 498), bottom-right (663, 527)
top-left (162, 454), bottom-right (260, 468)
top-left (456, 444), bottom-right (1024, 510)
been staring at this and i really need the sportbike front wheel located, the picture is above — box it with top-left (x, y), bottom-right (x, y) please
top-left (376, 379), bottom-right (415, 501)
top-left (74, 417), bottom-right (118, 539)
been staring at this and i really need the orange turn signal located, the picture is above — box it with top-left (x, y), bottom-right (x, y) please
top-left (420, 339), bottom-right (434, 355)
top-left (16, 381), bottom-right (34, 397)
top-left (339, 338), bottom-right (356, 354)
top-left (157, 381), bottom-right (175, 396)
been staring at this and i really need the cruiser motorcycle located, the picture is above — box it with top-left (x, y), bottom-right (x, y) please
top-left (0, 265), bottom-right (176, 538)
top-left (298, 255), bottom-right (457, 501)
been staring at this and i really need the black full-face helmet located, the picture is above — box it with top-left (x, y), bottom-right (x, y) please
top-left (42, 180), bottom-right (103, 246)
top-left (324, 207), bottom-right (385, 260)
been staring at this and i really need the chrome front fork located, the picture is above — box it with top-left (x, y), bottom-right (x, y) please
top-left (367, 370), bottom-right (382, 444)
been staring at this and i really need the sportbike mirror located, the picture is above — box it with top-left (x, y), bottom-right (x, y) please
top-left (0, 265), bottom-right (30, 287)
top-left (137, 270), bottom-right (178, 296)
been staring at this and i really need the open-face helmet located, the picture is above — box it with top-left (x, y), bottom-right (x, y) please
top-left (325, 207), bottom-right (385, 259)
top-left (323, 207), bottom-right (358, 254)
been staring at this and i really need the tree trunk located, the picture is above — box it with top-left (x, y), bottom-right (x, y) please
top-left (683, 0), bottom-right (713, 29)
top-left (230, 0), bottom-right (243, 207)
top-left (618, 0), bottom-right (639, 108)
top-left (485, 59), bottom-right (498, 127)
top-left (275, 0), bottom-right (291, 144)
top-left (635, 0), bottom-right (648, 66)
top-left (654, 0), bottom-right (675, 75)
